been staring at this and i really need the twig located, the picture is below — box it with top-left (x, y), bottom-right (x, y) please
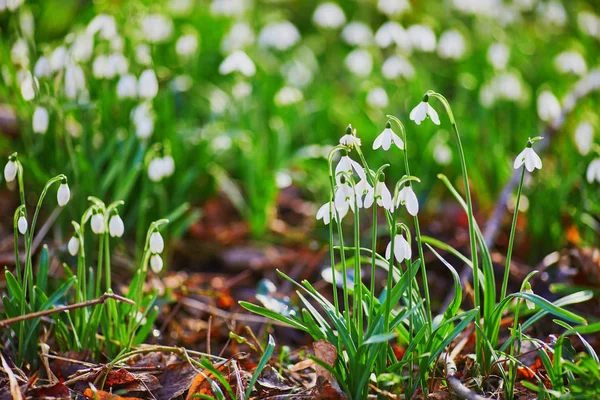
top-left (0, 293), bottom-right (134, 328)
top-left (444, 69), bottom-right (600, 309)
top-left (442, 353), bottom-right (488, 400)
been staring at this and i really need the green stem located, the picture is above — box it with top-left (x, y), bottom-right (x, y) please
top-left (501, 167), bottom-right (525, 301)
top-left (96, 236), bottom-right (104, 298)
top-left (328, 200), bottom-right (340, 317)
top-left (368, 203), bottom-right (377, 326)
top-left (104, 233), bottom-right (111, 292)
top-left (353, 195), bottom-right (362, 345)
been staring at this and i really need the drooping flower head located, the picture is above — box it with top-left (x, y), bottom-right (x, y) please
top-left (373, 121), bottom-right (404, 151)
top-left (513, 138), bottom-right (543, 172)
top-left (385, 232), bottom-right (411, 263)
top-left (57, 178), bottom-right (70, 207)
top-left (339, 125), bottom-right (361, 148)
top-left (395, 183), bottom-right (419, 216)
top-left (364, 173), bottom-right (392, 210)
top-left (409, 94), bottom-right (440, 125)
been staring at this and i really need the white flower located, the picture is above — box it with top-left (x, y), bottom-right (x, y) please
top-left (354, 178), bottom-right (373, 208)
top-left (313, 2), bottom-right (346, 29)
top-left (169, 0), bottom-right (193, 15)
top-left (150, 231), bottom-right (164, 253)
top-left (219, 51), bottom-right (256, 77)
top-left (33, 106), bottom-right (49, 134)
top-left (87, 14), bottom-right (117, 39)
top-left (334, 180), bottom-right (355, 214)
top-left (19, 9), bottom-right (34, 38)
top-left (274, 86), bottom-right (303, 106)
top-left (316, 201), bottom-right (345, 224)
top-left (20, 73), bottom-right (38, 101)
top-left (34, 57), bottom-right (51, 78)
top-left (221, 23), bottom-right (255, 54)
top-left (409, 99), bottom-right (440, 125)
top-left (232, 81), bottom-right (252, 99)
top-left (142, 14), bottom-right (174, 43)
top-left (395, 185), bottom-right (419, 216)
top-left (64, 63), bottom-right (86, 100)
top-left (150, 254), bottom-right (163, 273)
top-left (109, 53), bottom-right (129, 76)
top-left (50, 46), bottom-right (68, 72)
top-left (366, 87), bottom-right (389, 109)
top-left (138, 69), bottom-right (158, 100)
top-left (537, 90), bottom-right (561, 122)
top-left (109, 214), bottom-right (125, 237)
top-left (578, 11), bottom-right (600, 39)
top-left (339, 128), bottom-right (361, 148)
top-left (162, 155), bottom-right (175, 177)
top-left (11, 38), bottom-right (29, 67)
top-left (17, 216), bottom-right (27, 235)
top-left (537, 0), bottom-right (566, 27)
top-left (258, 21), bottom-right (300, 51)
top-left (433, 142), bottom-right (452, 166)
top-left (335, 155), bottom-right (366, 181)
top-left (341, 21), bottom-right (373, 46)
top-left (92, 55), bottom-right (110, 79)
top-left (382, 55), bottom-right (414, 80)
top-left (345, 49), bottom-right (373, 77)
top-left (135, 44), bottom-right (152, 66)
top-left (117, 74), bottom-right (138, 99)
top-left (407, 25), bottom-right (436, 52)
top-left (373, 123), bottom-right (404, 151)
top-left (57, 183), bottom-right (70, 207)
top-left (554, 51), bottom-right (587, 76)
top-left (131, 102), bottom-right (154, 139)
top-left (377, 0), bottom-right (410, 16)
top-left (72, 34), bottom-right (94, 63)
top-left (385, 233), bottom-right (411, 262)
top-left (513, 145), bottom-right (542, 172)
top-left (574, 121), bottom-right (594, 156)
top-left (375, 22), bottom-right (411, 51)
top-left (4, 160), bottom-right (17, 182)
top-left (148, 158), bottom-right (164, 182)
top-left (176, 34), bottom-right (198, 58)
top-left (68, 236), bottom-right (79, 256)
top-left (91, 213), bottom-right (106, 234)
top-left (586, 158), bottom-right (600, 184)
top-left (365, 180), bottom-right (393, 210)
top-left (437, 30), bottom-right (466, 60)
top-left (487, 43), bottom-right (509, 70)
top-left (211, 0), bottom-right (250, 17)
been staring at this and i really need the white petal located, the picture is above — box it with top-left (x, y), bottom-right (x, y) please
top-left (401, 236), bottom-right (412, 260)
top-left (350, 159), bottom-right (366, 180)
top-left (531, 149), bottom-right (542, 170)
top-left (427, 104), bottom-right (440, 125)
top-left (513, 149), bottom-right (527, 170)
top-left (409, 103), bottom-right (423, 124)
top-left (68, 236), bottom-right (79, 256)
top-left (394, 237), bottom-right (404, 263)
top-left (385, 241), bottom-right (392, 260)
top-left (336, 202), bottom-right (349, 220)
top-left (363, 190), bottom-right (374, 208)
top-left (524, 149), bottom-right (536, 172)
top-left (378, 182), bottom-right (393, 210)
top-left (406, 188), bottom-right (419, 216)
top-left (149, 232), bottom-right (164, 253)
top-left (373, 132), bottom-right (384, 150)
top-left (392, 132), bottom-right (404, 150)
top-left (316, 202), bottom-right (329, 220)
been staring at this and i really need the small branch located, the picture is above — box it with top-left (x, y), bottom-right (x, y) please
top-left (0, 293), bottom-right (134, 328)
top-left (442, 353), bottom-right (489, 400)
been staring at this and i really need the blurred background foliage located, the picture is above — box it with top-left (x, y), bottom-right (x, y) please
top-left (0, 0), bottom-right (599, 261)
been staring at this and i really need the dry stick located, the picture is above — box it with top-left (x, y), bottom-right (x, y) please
top-left (443, 69), bottom-right (600, 310)
top-left (442, 353), bottom-right (489, 400)
top-left (0, 293), bottom-right (134, 328)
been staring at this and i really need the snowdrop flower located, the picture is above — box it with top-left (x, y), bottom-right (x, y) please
top-left (211, 0), bottom-right (249, 17)
top-left (71, 34), bottom-right (94, 63)
top-left (316, 201), bottom-right (345, 224)
top-left (142, 14), bottom-right (174, 43)
top-left (150, 254), bottom-right (163, 273)
top-left (433, 142), bottom-right (452, 166)
top-left (138, 69), bottom-right (158, 100)
top-left (537, 90), bottom-right (561, 122)
top-left (150, 231), bottom-right (164, 254)
top-left (373, 122), bottom-right (404, 151)
top-left (68, 235), bottom-right (79, 256)
top-left (407, 25), bottom-right (436, 52)
top-left (586, 158), bottom-right (600, 183)
top-left (364, 179), bottom-right (393, 210)
top-left (65, 115), bottom-right (82, 138)
top-left (108, 214), bottom-right (125, 237)
top-left (91, 213), bottom-right (106, 234)
top-left (341, 22), bottom-right (373, 46)
top-left (32, 106), bottom-right (49, 134)
top-left (92, 55), bottom-right (110, 79)
top-left (109, 53), bottom-right (129, 76)
top-left (148, 158), bottom-right (163, 182)
top-left (339, 126), bottom-right (361, 148)
top-left (578, 11), bottom-right (600, 39)
top-left (219, 51), bottom-right (256, 77)
top-left (131, 102), bottom-right (154, 139)
top-left (313, 3), bottom-right (346, 29)
top-left (221, 23), bottom-right (255, 53)
top-left (513, 141), bottom-right (542, 172)
top-left (375, 22), bottom-right (411, 51)
top-left (50, 46), bottom-right (68, 72)
top-left (345, 49), bottom-right (373, 77)
top-left (20, 73), bottom-right (38, 101)
top-left (169, 0), bottom-right (193, 15)
top-left (537, 0), bottom-right (566, 27)
top-left (410, 96), bottom-right (440, 125)
top-left (437, 30), bottom-right (466, 60)
top-left (385, 233), bottom-right (411, 262)
top-left (274, 86), bottom-right (303, 106)
top-left (11, 38), bottom-right (29, 67)
top-left (4, 158), bottom-right (17, 182)
top-left (334, 176), bottom-right (355, 214)
top-left (377, 0), bottom-right (410, 17)
top-left (487, 43), bottom-right (509, 70)
top-left (258, 21), bottom-right (300, 51)
top-left (396, 184), bottom-right (419, 216)
top-left (354, 178), bottom-right (373, 208)
top-left (162, 155), bottom-right (175, 177)
top-left (382, 55), bottom-right (414, 80)
top-left (232, 81), bottom-right (252, 99)
top-left (574, 121), bottom-right (594, 156)
top-left (87, 14), bottom-right (117, 39)
top-left (18, 216), bottom-right (27, 235)
top-left (554, 51), bottom-right (587, 76)
top-left (117, 74), bottom-right (137, 99)
top-left (19, 8), bottom-right (34, 38)
top-left (64, 63), bottom-right (86, 100)
top-left (366, 87), bottom-right (389, 109)
top-left (57, 182), bottom-right (70, 207)
top-left (176, 34), bottom-right (198, 58)
top-left (335, 155), bottom-right (366, 181)
top-left (135, 44), bottom-right (152, 66)
top-left (34, 57), bottom-right (51, 78)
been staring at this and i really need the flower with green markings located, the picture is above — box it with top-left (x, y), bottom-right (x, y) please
top-left (354, 177), bottom-right (373, 208)
top-left (334, 175), bottom-right (355, 215)
top-left (364, 176), bottom-right (392, 210)
top-left (395, 184), bottom-right (419, 216)
top-left (339, 125), bottom-right (361, 148)
top-left (335, 155), bottom-right (365, 181)
top-left (385, 233), bottom-right (411, 262)
top-left (409, 94), bottom-right (440, 125)
top-left (513, 139), bottom-right (542, 172)
top-left (373, 121), bottom-right (404, 151)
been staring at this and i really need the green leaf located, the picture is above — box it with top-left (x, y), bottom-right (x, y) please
top-left (239, 301), bottom-right (307, 331)
top-left (36, 245), bottom-right (49, 292)
top-left (245, 335), bottom-right (275, 400)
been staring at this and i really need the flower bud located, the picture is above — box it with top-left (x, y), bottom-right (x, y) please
top-left (68, 236), bottom-right (79, 256)
top-left (33, 106), bottom-right (49, 134)
top-left (4, 160), bottom-right (17, 183)
top-left (150, 254), bottom-right (163, 273)
top-left (149, 231), bottom-right (164, 253)
top-left (109, 214), bottom-right (125, 237)
top-left (91, 213), bottom-right (105, 234)
top-left (18, 216), bottom-right (27, 235)
top-left (57, 183), bottom-right (70, 206)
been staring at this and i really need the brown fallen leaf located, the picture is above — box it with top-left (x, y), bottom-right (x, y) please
top-left (313, 341), bottom-right (347, 400)
top-left (1, 354), bottom-right (23, 400)
top-left (82, 388), bottom-right (141, 400)
top-left (185, 362), bottom-right (227, 400)
top-left (29, 382), bottom-right (71, 399)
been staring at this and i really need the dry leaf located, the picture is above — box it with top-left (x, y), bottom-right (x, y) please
top-left (82, 388), bottom-right (141, 400)
top-left (1, 354), bottom-right (23, 400)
